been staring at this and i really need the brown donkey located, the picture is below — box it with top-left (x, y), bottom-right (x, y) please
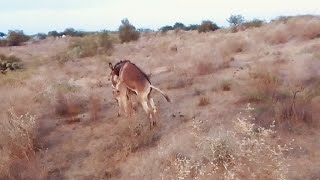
top-left (109, 60), bottom-right (170, 128)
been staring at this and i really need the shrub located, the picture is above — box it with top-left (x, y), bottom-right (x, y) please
top-left (220, 79), bottom-right (232, 91)
top-left (242, 19), bottom-right (264, 29)
top-left (0, 108), bottom-right (37, 164)
top-left (198, 20), bottom-right (219, 33)
top-left (68, 36), bottom-right (98, 58)
top-left (0, 39), bottom-right (7, 47)
top-left (160, 25), bottom-right (174, 33)
top-left (48, 30), bottom-right (60, 37)
top-left (62, 28), bottom-right (85, 37)
top-left (119, 19), bottom-right (140, 43)
top-left (0, 54), bottom-right (22, 73)
top-left (185, 24), bottom-right (200, 31)
top-left (35, 33), bottom-right (47, 40)
top-left (197, 61), bottom-right (215, 75)
top-left (0, 32), bottom-right (6, 38)
top-left (227, 14), bottom-right (245, 27)
top-left (7, 30), bottom-right (30, 46)
top-left (198, 96), bottom-right (210, 106)
top-left (173, 22), bottom-right (186, 30)
top-left (98, 30), bottom-right (113, 54)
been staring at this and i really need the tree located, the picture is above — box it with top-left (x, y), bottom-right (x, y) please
top-left (198, 20), bottom-right (220, 33)
top-left (7, 30), bottom-right (30, 46)
top-left (118, 18), bottom-right (140, 43)
top-left (0, 32), bottom-right (6, 38)
top-left (185, 24), bottom-right (200, 31)
top-left (159, 25), bottom-right (174, 32)
top-left (48, 30), bottom-right (60, 37)
top-left (227, 14), bottom-right (245, 27)
top-left (173, 22), bottom-right (186, 30)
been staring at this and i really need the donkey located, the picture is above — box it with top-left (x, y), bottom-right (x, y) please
top-left (109, 60), bottom-right (171, 128)
top-left (109, 60), bottom-right (135, 116)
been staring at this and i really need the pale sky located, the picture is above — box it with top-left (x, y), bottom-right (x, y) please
top-left (0, 0), bottom-right (319, 34)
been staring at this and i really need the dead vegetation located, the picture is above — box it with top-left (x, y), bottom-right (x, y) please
top-left (0, 15), bottom-right (320, 179)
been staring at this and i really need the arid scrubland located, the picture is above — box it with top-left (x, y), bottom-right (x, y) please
top-left (0, 15), bottom-right (320, 179)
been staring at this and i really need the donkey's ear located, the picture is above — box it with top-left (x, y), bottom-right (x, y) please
top-left (109, 62), bottom-right (113, 70)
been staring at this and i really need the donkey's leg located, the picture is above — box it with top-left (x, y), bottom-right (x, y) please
top-left (140, 94), bottom-right (153, 129)
top-left (118, 84), bottom-right (129, 117)
top-left (113, 89), bottom-right (122, 117)
top-left (148, 97), bottom-right (157, 126)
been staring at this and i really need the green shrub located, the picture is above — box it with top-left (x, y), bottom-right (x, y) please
top-left (63, 28), bottom-right (86, 37)
top-left (48, 30), bottom-right (60, 37)
top-left (198, 20), bottom-right (219, 33)
top-left (7, 30), bottom-right (30, 46)
top-left (159, 25), bottom-right (174, 33)
top-left (227, 14), bottom-right (245, 27)
top-left (119, 19), bottom-right (140, 43)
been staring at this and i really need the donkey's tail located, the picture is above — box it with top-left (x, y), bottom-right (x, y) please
top-left (150, 85), bottom-right (171, 102)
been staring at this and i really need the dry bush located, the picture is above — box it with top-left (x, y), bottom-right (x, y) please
top-left (98, 31), bottom-right (114, 55)
top-left (197, 61), bottom-right (215, 75)
top-left (54, 93), bottom-right (82, 122)
top-left (167, 77), bottom-right (193, 89)
top-left (68, 36), bottom-right (98, 58)
top-left (264, 16), bottom-right (320, 44)
top-left (161, 105), bottom-right (289, 180)
top-left (244, 67), bottom-right (281, 102)
top-left (198, 96), bottom-right (210, 106)
top-left (89, 94), bottom-right (102, 121)
top-left (0, 108), bottom-right (46, 179)
top-left (220, 79), bottom-right (232, 91)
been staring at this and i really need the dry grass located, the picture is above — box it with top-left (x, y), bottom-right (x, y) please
top-left (198, 96), bottom-right (210, 106)
top-left (197, 61), bottom-right (215, 75)
top-left (157, 105), bottom-right (289, 180)
top-left (262, 16), bottom-right (320, 44)
top-left (89, 94), bottom-right (102, 121)
top-left (0, 15), bottom-right (320, 179)
top-left (0, 108), bottom-right (47, 179)
top-left (243, 66), bottom-right (281, 102)
top-left (166, 77), bottom-right (193, 89)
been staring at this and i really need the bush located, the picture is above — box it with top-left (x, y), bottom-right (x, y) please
top-left (227, 14), bottom-right (245, 27)
top-left (159, 25), bottom-right (174, 33)
top-left (48, 30), bottom-right (60, 37)
top-left (68, 36), bottom-right (98, 58)
top-left (198, 96), bottom-right (210, 106)
top-left (173, 22), bottom-right (186, 30)
top-left (119, 19), bottom-right (140, 43)
top-left (7, 30), bottom-right (30, 46)
top-left (0, 32), bottom-right (6, 38)
top-left (242, 19), bottom-right (264, 29)
top-left (185, 24), bottom-right (200, 31)
top-left (35, 33), bottom-right (47, 40)
top-left (63, 28), bottom-right (85, 37)
top-left (0, 54), bottom-right (22, 73)
top-left (198, 20), bottom-right (219, 33)
top-left (98, 30), bottom-right (113, 54)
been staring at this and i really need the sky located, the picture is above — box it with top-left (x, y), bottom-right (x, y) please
top-left (0, 0), bottom-right (319, 35)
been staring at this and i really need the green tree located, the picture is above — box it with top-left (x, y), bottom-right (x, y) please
top-left (118, 19), bottom-right (140, 43)
top-left (227, 14), bottom-right (245, 27)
